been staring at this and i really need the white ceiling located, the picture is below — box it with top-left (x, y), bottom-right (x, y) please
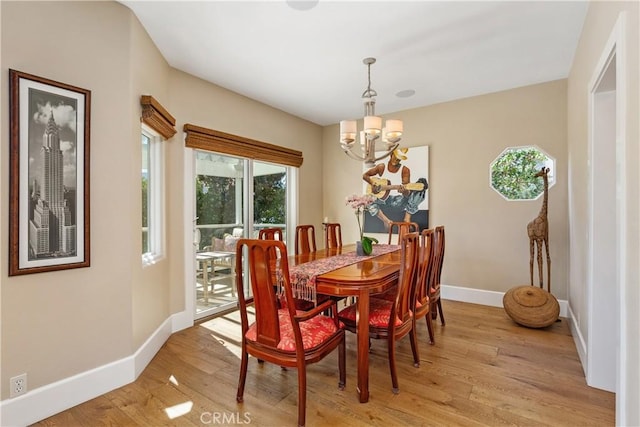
top-left (120, 1), bottom-right (588, 126)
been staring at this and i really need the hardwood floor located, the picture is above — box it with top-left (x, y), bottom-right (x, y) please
top-left (34, 301), bottom-right (614, 426)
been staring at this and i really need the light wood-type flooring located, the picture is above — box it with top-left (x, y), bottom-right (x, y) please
top-left (34, 300), bottom-right (614, 426)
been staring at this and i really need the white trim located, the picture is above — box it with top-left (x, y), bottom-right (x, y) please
top-left (568, 302), bottom-right (588, 377)
top-left (586, 10), bottom-right (627, 402)
top-left (0, 315), bottom-right (175, 427)
top-left (441, 284), bottom-right (568, 318)
top-left (184, 141), bottom-right (197, 324)
top-left (141, 125), bottom-right (166, 265)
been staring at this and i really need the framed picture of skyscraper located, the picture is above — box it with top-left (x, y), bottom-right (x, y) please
top-left (9, 70), bottom-right (91, 276)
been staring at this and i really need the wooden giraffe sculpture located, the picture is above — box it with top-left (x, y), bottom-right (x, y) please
top-left (527, 167), bottom-right (551, 292)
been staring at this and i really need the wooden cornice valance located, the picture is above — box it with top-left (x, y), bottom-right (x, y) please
top-left (183, 124), bottom-right (303, 168)
top-left (141, 95), bottom-right (176, 140)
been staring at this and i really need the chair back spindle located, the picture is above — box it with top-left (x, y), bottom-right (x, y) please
top-left (295, 225), bottom-right (316, 255)
top-left (414, 228), bottom-right (436, 343)
top-left (324, 223), bottom-right (342, 249)
top-left (258, 227), bottom-right (284, 241)
top-left (388, 221), bottom-right (419, 245)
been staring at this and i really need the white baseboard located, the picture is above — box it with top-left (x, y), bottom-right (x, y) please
top-left (566, 303), bottom-right (587, 376)
top-left (0, 286), bottom-right (572, 426)
top-left (0, 311), bottom-right (188, 427)
top-left (441, 284), bottom-right (569, 318)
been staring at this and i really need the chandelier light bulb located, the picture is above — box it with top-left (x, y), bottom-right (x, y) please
top-left (385, 119), bottom-right (403, 142)
top-left (364, 116), bottom-right (382, 136)
top-left (340, 120), bottom-right (357, 144)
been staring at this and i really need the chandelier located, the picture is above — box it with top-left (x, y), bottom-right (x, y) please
top-left (339, 57), bottom-right (403, 168)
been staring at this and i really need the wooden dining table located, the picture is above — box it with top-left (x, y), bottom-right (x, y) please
top-left (289, 244), bottom-right (401, 403)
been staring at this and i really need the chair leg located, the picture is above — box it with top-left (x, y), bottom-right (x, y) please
top-left (425, 313), bottom-right (435, 344)
top-left (236, 351), bottom-right (248, 402)
top-left (409, 325), bottom-right (420, 368)
top-left (338, 336), bottom-right (346, 390)
top-left (437, 298), bottom-right (446, 325)
top-left (297, 365), bottom-right (307, 427)
top-left (388, 338), bottom-right (399, 394)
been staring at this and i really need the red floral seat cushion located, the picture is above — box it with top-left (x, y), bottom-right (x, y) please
top-left (245, 309), bottom-right (341, 351)
top-left (338, 298), bottom-right (402, 328)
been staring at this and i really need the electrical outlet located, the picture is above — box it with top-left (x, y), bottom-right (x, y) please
top-left (10, 373), bottom-right (27, 398)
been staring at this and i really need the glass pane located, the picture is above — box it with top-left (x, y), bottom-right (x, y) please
top-left (195, 152), bottom-right (244, 317)
top-left (141, 134), bottom-right (150, 254)
top-left (253, 161), bottom-right (286, 239)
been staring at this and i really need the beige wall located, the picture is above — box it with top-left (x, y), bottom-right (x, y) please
top-left (1, 1), bottom-right (135, 397)
top-left (0, 0), bottom-right (323, 402)
top-left (2, 0), bottom-right (637, 424)
top-left (323, 80), bottom-right (569, 298)
top-left (567, 1), bottom-right (639, 424)
top-left (129, 8), bottom-right (173, 349)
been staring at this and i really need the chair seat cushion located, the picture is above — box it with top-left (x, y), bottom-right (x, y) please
top-left (245, 309), bottom-right (341, 351)
top-left (338, 298), bottom-right (402, 328)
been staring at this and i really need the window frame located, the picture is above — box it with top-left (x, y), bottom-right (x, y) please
top-left (489, 145), bottom-right (556, 201)
top-left (142, 124), bottom-right (166, 265)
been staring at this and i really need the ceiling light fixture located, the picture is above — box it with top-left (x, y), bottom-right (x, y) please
top-left (340, 57), bottom-right (403, 168)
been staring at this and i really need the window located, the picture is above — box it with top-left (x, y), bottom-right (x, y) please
top-left (490, 146), bottom-right (555, 200)
top-left (142, 125), bottom-right (165, 264)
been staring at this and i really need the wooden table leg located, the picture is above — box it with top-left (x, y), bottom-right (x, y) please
top-left (203, 259), bottom-right (210, 303)
top-left (356, 290), bottom-right (370, 403)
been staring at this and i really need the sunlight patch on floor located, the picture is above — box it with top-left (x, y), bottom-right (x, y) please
top-left (164, 401), bottom-right (193, 419)
top-left (199, 309), bottom-right (254, 360)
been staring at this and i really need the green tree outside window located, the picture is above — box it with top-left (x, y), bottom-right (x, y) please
top-left (491, 146), bottom-right (554, 200)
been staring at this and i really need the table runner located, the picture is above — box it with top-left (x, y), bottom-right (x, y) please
top-left (286, 244), bottom-right (400, 304)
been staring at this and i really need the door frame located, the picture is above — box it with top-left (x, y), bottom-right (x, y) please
top-left (586, 10), bottom-right (627, 415)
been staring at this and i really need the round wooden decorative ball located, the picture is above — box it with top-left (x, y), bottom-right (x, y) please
top-left (503, 285), bottom-right (559, 328)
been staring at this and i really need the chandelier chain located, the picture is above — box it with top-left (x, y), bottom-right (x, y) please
top-left (362, 58), bottom-right (377, 99)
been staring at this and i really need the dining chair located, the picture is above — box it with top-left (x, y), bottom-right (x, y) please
top-left (375, 221), bottom-right (420, 302)
top-left (324, 223), bottom-right (342, 249)
top-left (430, 225), bottom-right (446, 325)
top-left (295, 225), bottom-right (316, 255)
top-left (387, 221), bottom-right (419, 244)
top-left (235, 239), bottom-right (346, 427)
top-left (338, 232), bottom-right (420, 394)
top-left (258, 227), bottom-right (284, 241)
top-left (414, 228), bottom-right (436, 344)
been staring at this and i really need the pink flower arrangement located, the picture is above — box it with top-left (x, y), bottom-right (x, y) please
top-left (345, 193), bottom-right (376, 214)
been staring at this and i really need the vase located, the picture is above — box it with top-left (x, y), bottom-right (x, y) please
top-left (356, 240), bottom-right (373, 256)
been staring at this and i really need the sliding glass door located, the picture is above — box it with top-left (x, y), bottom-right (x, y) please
top-left (193, 151), bottom-right (291, 319)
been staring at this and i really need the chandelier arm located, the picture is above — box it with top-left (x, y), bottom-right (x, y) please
top-left (342, 148), bottom-right (367, 162)
top-left (371, 144), bottom-right (400, 163)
